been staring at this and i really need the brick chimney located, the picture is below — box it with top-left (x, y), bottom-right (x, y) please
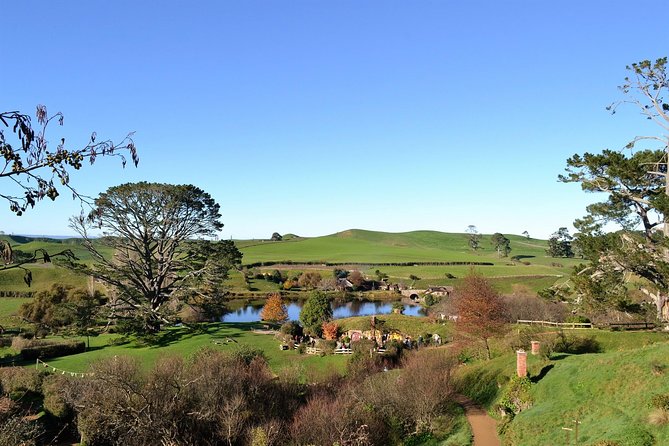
top-left (531, 340), bottom-right (540, 355)
top-left (516, 350), bottom-right (527, 377)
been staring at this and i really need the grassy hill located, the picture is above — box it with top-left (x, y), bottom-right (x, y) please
top-left (0, 230), bottom-right (579, 295)
top-left (456, 330), bottom-right (669, 445)
top-left (238, 229), bottom-right (581, 293)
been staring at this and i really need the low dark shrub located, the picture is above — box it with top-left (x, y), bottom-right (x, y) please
top-left (650, 393), bottom-right (669, 410)
top-left (566, 315), bottom-right (591, 324)
top-left (550, 332), bottom-right (600, 355)
top-left (20, 340), bottom-right (86, 360)
top-left (0, 337), bottom-right (12, 348)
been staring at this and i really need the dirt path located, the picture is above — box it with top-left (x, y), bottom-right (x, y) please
top-left (454, 394), bottom-right (501, 446)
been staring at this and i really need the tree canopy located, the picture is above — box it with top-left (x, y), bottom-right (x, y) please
top-left (260, 293), bottom-right (288, 323)
top-left (453, 271), bottom-right (508, 360)
top-left (546, 227), bottom-right (574, 258)
top-left (299, 291), bottom-right (332, 337)
top-left (491, 232), bottom-right (511, 257)
top-left (559, 58), bottom-right (669, 320)
top-left (70, 182), bottom-right (242, 332)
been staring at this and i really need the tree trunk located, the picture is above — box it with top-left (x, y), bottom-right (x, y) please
top-left (484, 338), bottom-right (491, 360)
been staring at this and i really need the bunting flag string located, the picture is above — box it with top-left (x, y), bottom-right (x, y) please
top-left (35, 358), bottom-right (94, 378)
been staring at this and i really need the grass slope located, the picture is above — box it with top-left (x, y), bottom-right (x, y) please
top-left (455, 330), bottom-right (669, 446)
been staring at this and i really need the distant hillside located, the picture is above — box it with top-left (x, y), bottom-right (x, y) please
top-left (238, 229), bottom-right (557, 265)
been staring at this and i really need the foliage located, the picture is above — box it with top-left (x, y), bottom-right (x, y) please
top-left (348, 270), bottom-right (365, 289)
top-left (453, 271), bottom-right (508, 359)
top-left (20, 339), bottom-right (86, 360)
top-left (491, 232), bottom-right (512, 257)
top-left (498, 376), bottom-right (533, 416)
top-left (0, 106), bottom-right (138, 287)
top-left (299, 291), bottom-right (332, 336)
top-left (270, 232), bottom-right (282, 241)
top-left (297, 271), bottom-right (322, 289)
top-left (70, 182), bottom-right (242, 332)
top-left (546, 227), bottom-right (573, 258)
top-left (260, 293), bottom-right (288, 323)
top-left (0, 105), bottom-right (138, 216)
top-left (465, 225), bottom-right (481, 251)
top-left (321, 320), bottom-right (339, 340)
top-left (62, 349), bottom-right (299, 446)
top-left (19, 284), bottom-right (104, 342)
top-left (559, 58), bottom-right (669, 321)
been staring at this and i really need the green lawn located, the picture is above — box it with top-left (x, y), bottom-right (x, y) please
top-left (25, 323), bottom-right (349, 380)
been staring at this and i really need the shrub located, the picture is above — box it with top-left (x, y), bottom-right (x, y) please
top-left (498, 376), bottom-right (533, 415)
top-left (566, 315), bottom-right (591, 324)
top-left (321, 321), bottom-right (339, 340)
top-left (0, 414), bottom-right (43, 446)
top-left (20, 340), bottom-right (86, 360)
top-left (445, 273), bottom-right (456, 279)
top-left (279, 321), bottom-right (301, 336)
top-left (0, 338), bottom-right (12, 348)
top-left (650, 393), bottom-right (669, 410)
top-left (542, 332), bottom-right (601, 357)
top-left (0, 367), bottom-right (41, 395)
top-left (42, 375), bottom-right (71, 418)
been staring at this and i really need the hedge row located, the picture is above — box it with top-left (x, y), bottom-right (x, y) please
top-left (20, 340), bottom-right (86, 360)
top-left (244, 260), bottom-right (495, 268)
top-left (0, 291), bottom-right (35, 298)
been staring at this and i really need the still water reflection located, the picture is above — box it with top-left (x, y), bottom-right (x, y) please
top-left (220, 300), bottom-right (426, 323)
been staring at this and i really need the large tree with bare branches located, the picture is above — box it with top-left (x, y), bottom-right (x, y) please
top-left (560, 58), bottom-right (669, 320)
top-left (70, 182), bottom-right (242, 332)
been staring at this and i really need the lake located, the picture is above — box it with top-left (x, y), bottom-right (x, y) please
top-left (220, 300), bottom-right (426, 323)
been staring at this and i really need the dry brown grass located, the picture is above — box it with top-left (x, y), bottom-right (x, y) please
top-left (648, 408), bottom-right (669, 425)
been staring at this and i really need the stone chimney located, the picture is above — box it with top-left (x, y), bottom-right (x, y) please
top-left (531, 340), bottom-right (540, 355)
top-left (516, 350), bottom-right (527, 378)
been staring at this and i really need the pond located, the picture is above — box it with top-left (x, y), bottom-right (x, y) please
top-left (220, 300), bottom-right (427, 323)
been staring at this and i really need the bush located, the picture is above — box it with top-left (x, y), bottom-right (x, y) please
top-left (541, 332), bottom-right (601, 358)
top-left (279, 321), bottom-right (301, 336)
top-left (650, 393), bottom-right (669, 410)
top-left (498, 376), bottom-right (533, 416)
top-left (42, 375), bottom-right (71, 418)
top-left (20, 340), bottom-right (86, 360)
top-left (0, 367), bottom-right (41, 395)
top-left (566, 315), bottom-right (591, 324)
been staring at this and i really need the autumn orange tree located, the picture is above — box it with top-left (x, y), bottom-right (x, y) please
top-left (453, 271), bottom-right (508, 360)
top-left (260, 293), bottom-right (288, 323)
top-left (322, 321), bottom-right (339, 340)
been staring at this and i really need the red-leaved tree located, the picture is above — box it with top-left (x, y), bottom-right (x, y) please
top-left (454, 271), bottom-right (508, 360)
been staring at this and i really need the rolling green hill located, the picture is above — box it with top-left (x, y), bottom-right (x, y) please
top-left (0, 230), bottom-right (579, 295)
top-left (237, 229), bottom-right (580, 292)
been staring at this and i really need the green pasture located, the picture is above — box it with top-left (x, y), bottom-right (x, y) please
top-left (0, 297), bottom-right (31, 328)
top-left (239, 229), bottom-right (568, 265)
top-left (236, 230), bottom-right (581, 293)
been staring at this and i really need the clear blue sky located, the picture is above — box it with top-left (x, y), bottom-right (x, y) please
top-left (2, 1), bottom-right (667, 239)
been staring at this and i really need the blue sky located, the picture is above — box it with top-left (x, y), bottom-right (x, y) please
top-left (2, 1), bottom-right (668, 239)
